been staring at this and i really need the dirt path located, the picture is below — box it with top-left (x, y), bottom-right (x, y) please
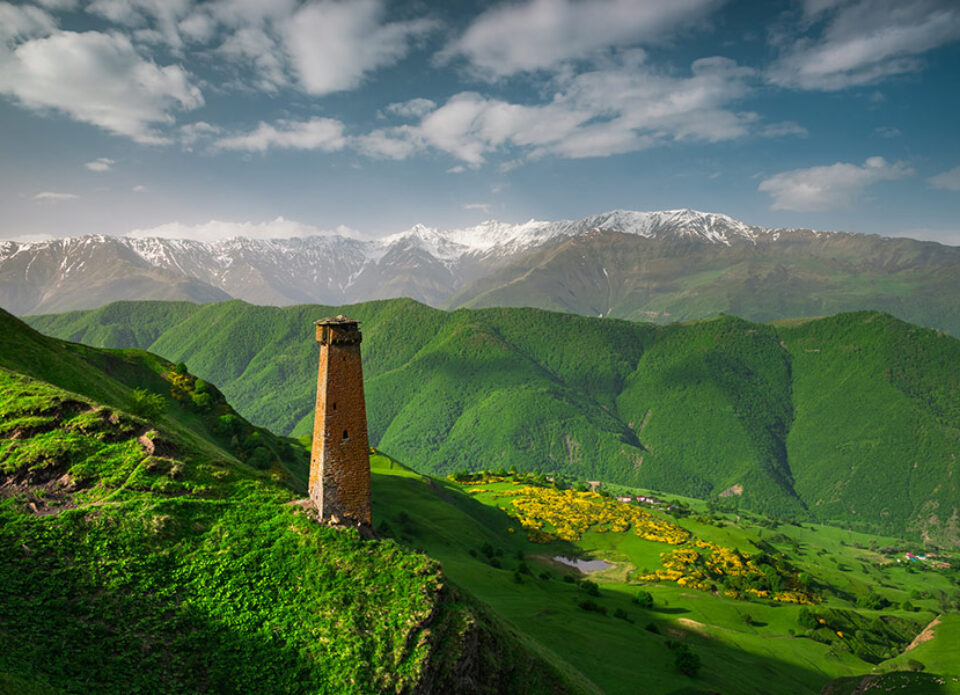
top-left (905, 614), bottom-right (942, 652)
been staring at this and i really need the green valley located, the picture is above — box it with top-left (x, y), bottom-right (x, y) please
top-left (29, 299), bottom-right (960, 548)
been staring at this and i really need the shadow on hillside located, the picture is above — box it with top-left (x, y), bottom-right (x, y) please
top-left (370, 462), bottom-right (584, 563)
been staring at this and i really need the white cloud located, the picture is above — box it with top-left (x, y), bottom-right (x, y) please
top-left (0, 3), bottom-right (56, 44)
top-left (758, 156), bottom-right (912, 211)
top-left (768, 0), bottom-right (960, 90)
top-left (929, 166), bottom-right (960, 192)
top-left (760, 121), bottom-right (808, 138)
top-left (440, 0), bottom-right (723, 77)
top-left (126, 217), bottom-right (360, 242)
top-left (179, 120), bottom-right (220, 147)
top-left (85, 157), bottom-right (116, 172)
top-left (463, 203), bottom-right (491, 213)
top-left (212, 117), bottom-right (347, 153)
top-left (86, 0), bottom-right (194, 49)
top-left (132, 184), bottom-right (148, 192)
top-left (33, 191), bottom-right (79, 201)
top-left (388, 54), bottom-right (755, 164)
top-left (281, 0), bottom-right (435, 96)
top-left (384, 98), bottom-right (436, 119)
top-left (0, 30), bottom-right (203, 143)
top-left (447, 165), bottom-right (467, 174)
top-left (352, 128), bottom-right (419, 160)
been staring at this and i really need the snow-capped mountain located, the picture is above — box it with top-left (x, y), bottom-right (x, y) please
top-left (2, 209), bottom-right (958, 327)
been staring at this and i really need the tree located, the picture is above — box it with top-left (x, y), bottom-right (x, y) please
top-left (633, 590), bottom-right (654, 609)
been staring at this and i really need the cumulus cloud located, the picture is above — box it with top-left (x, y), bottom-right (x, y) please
top-left (389, 54), bottom-right (756, 163)
top-left (929, 166), bottom-right (960, 191)
top-left (440, 0), bottom-right (724, 77)
top-left (0, 3), bottom-right (56, 43)
top-left (85, 157), bottom-right (116, 172)
top-left (208, 52), bottom-right (756, 165)
top-left (768, 0), bottom-right (960, 90)
top-left (0, 30), bottom-right (203, 143)
top-left (281, 0), bottom-right (436, 96)
top-left (33, 191), bottom-right (79, 201)
top-left (758, 156), bottom-right (912, 211)
top-left (125, 217), bottom-right (359, 242)
top-left (212, 117), bottom-right (347, 152)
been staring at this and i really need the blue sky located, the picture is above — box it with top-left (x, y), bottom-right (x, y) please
top-left (1, 0), bottom-right (959, 243)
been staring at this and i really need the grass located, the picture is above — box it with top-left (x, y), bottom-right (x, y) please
top-left (370, 459), bottom-right (960, 694)
top-left (0, 309), bottom-right (578, 695)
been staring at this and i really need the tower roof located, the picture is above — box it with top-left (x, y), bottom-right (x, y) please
top-left (314, 314), bottom-right (358, 326)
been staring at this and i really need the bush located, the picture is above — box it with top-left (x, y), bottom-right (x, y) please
top-left (672, 644), bottom-right (701, 677)
top-left (580, 580), bottom-right (600, 597)
top-left (797, 608), bottom-right (818, 629)
top-left (645, 622), bottom-right (660, 634)
top-left (247, 446), bottom-right (271, 470)
top-left (613, 607), bottom-right (630, 621)
top-left (633, 590), bottom-right (654, 609)
top-left (577, 599), bottom-right (606, 615)
top-left (906, 658), bottom-right (925, 672)
top-left (130, 389), bottom-right (165, 420)
top-left (563, 575), bottom-right (576, 584)
top-left (489, 558), bottom-right (502, 569)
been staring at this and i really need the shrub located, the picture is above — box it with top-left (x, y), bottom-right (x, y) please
top-left (672, 644), bottom-right (701, 677)
top-left (563, 575), bottom-right (576, 584)
top-left (130, 389), bottom-right (165, 420)
top-left (633, 590), bottom-right (654, 609)
top-left (645, 622), bottom-right (660, 634)
top-left (577, 599), bottom-right (606, 615)
top-left (613, 607), bottom-right (630, 621)
top-left (489, 558), bottom-right (502, 569)
top-left (247, 446), bottom-right (271, 470)
top-left (580, 580), bottom-right (600, 597)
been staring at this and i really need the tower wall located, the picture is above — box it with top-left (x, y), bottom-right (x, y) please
top-left (309, 318), bottom-right (372, 526)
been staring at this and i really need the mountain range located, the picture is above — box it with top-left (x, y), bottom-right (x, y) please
top-left (29, 299), bottom-right (960, 548)
top-left (6, 209), bottom-right (960, 336)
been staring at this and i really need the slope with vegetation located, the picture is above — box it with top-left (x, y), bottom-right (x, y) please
top-left (370, 459), bottom-right (960, 694)
top-left (29, 299), bottom-right (960, 547)
top-left (0, 308), bottom-right (577, 695)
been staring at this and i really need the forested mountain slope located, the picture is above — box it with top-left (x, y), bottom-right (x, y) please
top-left (29, 300), bottom-right (960, 546)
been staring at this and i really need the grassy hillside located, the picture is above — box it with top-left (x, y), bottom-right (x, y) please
top-left (0, 309), bottom-right (577, 695)
top-left (369, 458), bottom-right (960, 694)
top-left (27, 300), bottom-right (960, 547)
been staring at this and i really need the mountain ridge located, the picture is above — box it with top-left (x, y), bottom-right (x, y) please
top-left (6, 208), bottom-right (960, 338)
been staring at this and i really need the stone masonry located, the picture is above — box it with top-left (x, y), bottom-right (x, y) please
top-left (309, 315), bottom-right (372, 527)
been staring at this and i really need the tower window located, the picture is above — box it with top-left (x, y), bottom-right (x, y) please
top-left (343, 429), bottom-right (348, 440)
top-left (332, 402), bottom-right (337, 411)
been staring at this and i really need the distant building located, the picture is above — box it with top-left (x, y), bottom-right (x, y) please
top-left (587, 481), bottom-right (602, 492)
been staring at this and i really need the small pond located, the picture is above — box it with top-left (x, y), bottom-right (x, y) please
top-left (552, 556), bottom-right (613, 572)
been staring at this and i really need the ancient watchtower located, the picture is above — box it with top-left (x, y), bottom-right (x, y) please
top-left (309, 315), bottom-right (372, 527)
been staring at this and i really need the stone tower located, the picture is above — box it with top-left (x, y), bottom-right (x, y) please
top-left (309, 315), bottom-right (372, 527)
